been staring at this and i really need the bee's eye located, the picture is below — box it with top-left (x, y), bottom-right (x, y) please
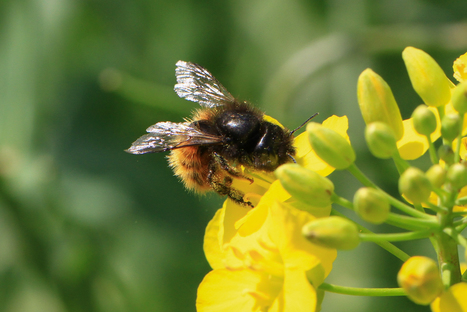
top-left (217, 112), bottom-right (260, 140)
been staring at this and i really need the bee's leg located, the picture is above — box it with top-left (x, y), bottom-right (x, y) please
top-left (207, 161), bottom-right (254, 208)
top-left (212, 152), bottom-right (254, 184)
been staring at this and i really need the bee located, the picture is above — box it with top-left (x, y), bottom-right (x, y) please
top-left (126, 61), bottom-right (317, 207)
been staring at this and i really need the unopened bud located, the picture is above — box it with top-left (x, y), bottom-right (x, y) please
top-left (353, 187), bottom-right (390, 224)
top-left (357, 69), bottom-right (404, 140)
top-left (302, 216), bottom-right (360, 250)
top-left (438, 145), bottom-right (455, 166)
top-left (275, 164), bottom-right (334, 207)
top-left (364, 122), bottom-right (398, 159)
top-left (451, 81), bottom-right (467, 114)
top-left (425, 164), bottom-right (446, 189)
top-left (402, 47), bottom-right (451, 107)
top-left (399, 167), bottom-right (432, 204)
top-left (441, 114), bottom-right (461, 142)
top-left (397, 256), bottom-right (443, 305)
top-left (411, 105), bottom-right (437, 136)
top-left (446, 163), bottom-right (467, 190)
top-left (307, 122), bottom-right (356, 170)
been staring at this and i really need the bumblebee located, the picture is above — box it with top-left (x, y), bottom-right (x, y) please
top-left (126, 61), bottom-right (316, 207)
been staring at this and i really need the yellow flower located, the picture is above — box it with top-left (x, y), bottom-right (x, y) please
top-left (453, 52), bottom-right (467, 83)
top-left (197, 201), bottom-right (337, 312)
top-left (431, 282), bottom-right (467, 312)
top-left (197, 115), bottom-right (347, 312)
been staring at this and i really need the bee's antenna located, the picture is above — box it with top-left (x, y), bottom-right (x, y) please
top-left (290, 112), bottom-right (319, 135)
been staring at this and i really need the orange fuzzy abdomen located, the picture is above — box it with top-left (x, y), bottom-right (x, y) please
top-left (168, 146), bottom-right (212, 193)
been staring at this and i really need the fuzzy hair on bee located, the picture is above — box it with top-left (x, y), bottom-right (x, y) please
top-left (126, 61), bottom-right (317, 207)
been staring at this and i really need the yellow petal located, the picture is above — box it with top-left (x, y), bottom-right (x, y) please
top-left (453, 52), bottom-right (467, 83)
top-left (430, 282), bottom-right (467, 312)
top-left (196, 268), bottom-right (281, 312)
top-left (397, 107), bottom-right (441, 160)
top-left (269, 269), bottom-right (317, 312)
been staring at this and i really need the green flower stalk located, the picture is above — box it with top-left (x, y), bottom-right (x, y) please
top-left (353, 187), bottom-right (390, 224)
top-left (302, 216), bottom-right (360, 250)
top-left (397, 256), bottom-right (444, 305)
top-left (364, 122), bottom-right (398, 159)
top-left (412, 105), bottom-right (438, 136)
top-left (275, 163), bottom-right (334, 207)
top-left (398, 167), bottom-right (432, 205)
top-left (307, 122), bottom-right (356, 169)
top-left (357, 68), bottom-right (404, 140)
top-left (402, 46), bottom-right (451, 107)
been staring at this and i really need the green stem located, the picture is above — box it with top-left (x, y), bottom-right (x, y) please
top-left (346, 164), bottom-right (432, 219)
top-left (332, 194), bottom-right (436, 230)
top-left (386, 212), bottom-right (439, 230)
top-left (331, 210), bottom-right (410, 261)
top-left (423, 201), bottom-right (447, 213)
top-left (454, 114), bottom-right (464, 163)
top-left (318, 283), bottom-right (406, 296)
top-left (443, 227), bottom-right (467, 248)
top-left (435, 232), bottom-right (462, 287)
top-left (426, 134), bottom-right (439, 164)
top-left (391, 150), bottom-right (410, 175)
top-left (359, 230), bottom-right (433, 242)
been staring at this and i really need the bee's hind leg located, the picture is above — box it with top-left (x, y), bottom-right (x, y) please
top-left (212, 152), bottom-right (254, 184)
top-left (207, 161), bottom-right (254, 208)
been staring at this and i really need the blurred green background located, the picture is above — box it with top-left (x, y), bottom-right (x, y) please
top-left (1, 0), bottom-right (467, 311)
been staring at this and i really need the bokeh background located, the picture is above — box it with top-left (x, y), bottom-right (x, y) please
top-left (1, 0), bottom-right (467, 311)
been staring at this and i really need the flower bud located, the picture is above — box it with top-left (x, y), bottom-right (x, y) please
top-left (441, 114), bottom-right (461, 142)
top-left (438, 144), bottom-right (455, 166)
top-left (357, 69), bottom-right (404, 140)
top-left (275, 164), bottom-right (334, 207)
top-left (446, 163), bottom-right (467, 190)
top-left (425, 164), bottom-right (446, 189)
top-left (307, 122), bottom-right (356, 169)
top-left (451, 81), bottom-right (467, 114)
top-left (411, 105), bottom-right (437, 136)
top-left (353, 187), bottom-right (390, 224)
top-left (364, 122), bottom-right (398, 159)
top-left (398, 167), bottom-right (432, 204)
top-left (402, 47), bottom-right (451, 107)
top-left (302, 216), bottom-right (360, 250)
top-left (397, 256), bottom-right (443, 305)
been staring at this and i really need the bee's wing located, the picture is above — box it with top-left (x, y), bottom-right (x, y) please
top-left (174, 60), bottom-right (236, 108)
top-left (125, 122), bottom-right (223, 155)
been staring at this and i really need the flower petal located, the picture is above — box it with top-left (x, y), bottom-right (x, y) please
top-left (430, 282), bottom-right (467, 312)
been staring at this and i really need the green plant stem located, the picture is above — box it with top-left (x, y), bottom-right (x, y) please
top-left (426, 134), bottom-right (439, 164)
top-left (443, 227), bottom-right (467, 248)
top-left (332, 194), bottom-right (436, 230)
top-left (331, 210), bottom-right (410, 261)
top-left (346, 164), bottom-right (432, 219)
top-left (423, 201), bottom-right (447, 213)
top-left (435, 231), bottom-right (462, 287)
top-left (386, 213), bottom-right (439, 230)
top-left (318, 283), bottom-right (406, 296)
top-left (391, 151), bottom-right (410, 175)
top-left (359, 230), bottom-right (433, 242)
top-left (454, 114), bottom-right (464, 163)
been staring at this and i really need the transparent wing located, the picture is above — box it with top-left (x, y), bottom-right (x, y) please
top-left (125, 122), bottom-right (223, 155)
top-left (174, 60), bottom-right (236, 108)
